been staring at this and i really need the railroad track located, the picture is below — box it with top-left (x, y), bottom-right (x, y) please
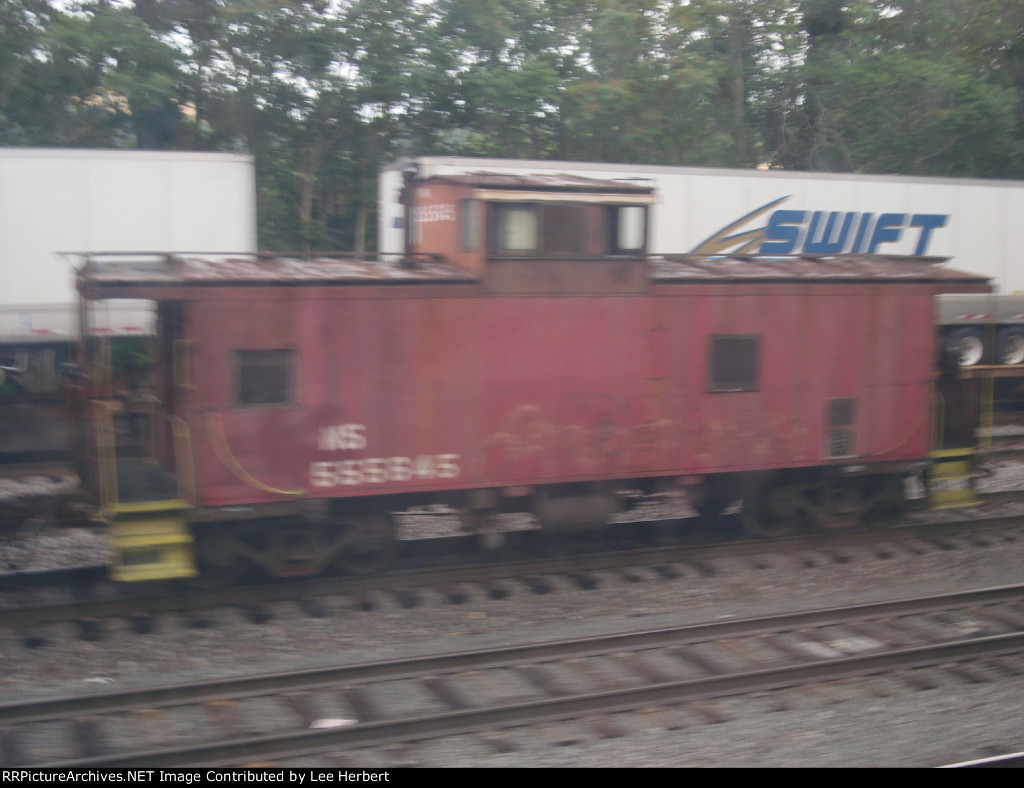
top-left (2, 508), bottom-right (1024, 648)
top-left (3, 584), bottom-right (1023, 767)
top-left (942, 751), bottom-right (1024, 768)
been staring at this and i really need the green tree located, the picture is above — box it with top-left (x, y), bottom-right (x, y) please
top-left (416, 0), bottom-right (566, 159)
top-left (0, 0), bottom-right (56, 144)
top-left (0, 1), bottom-right (184, 148)
top-left (783, 0), bottom-right (1024, 175)
top-left (2, 0), bottom-right (1023, 251)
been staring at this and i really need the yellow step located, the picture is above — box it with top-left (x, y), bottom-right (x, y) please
top-left (108, 504), bottom-right (197, 582)
top-left (927, 448), bottom-right (980, 509)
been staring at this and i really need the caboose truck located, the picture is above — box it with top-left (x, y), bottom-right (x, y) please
top-left (75, 173), bottom-right (989, 582)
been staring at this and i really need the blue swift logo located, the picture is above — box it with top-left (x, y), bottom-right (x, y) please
top-left (691, 196), bottom-right (948, 256)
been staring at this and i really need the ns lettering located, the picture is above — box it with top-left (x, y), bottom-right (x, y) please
top-left (318, 424), bottom-right (366, 451)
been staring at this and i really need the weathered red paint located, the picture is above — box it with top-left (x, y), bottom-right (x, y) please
top-left (124, 277), bottom-right (943, 508)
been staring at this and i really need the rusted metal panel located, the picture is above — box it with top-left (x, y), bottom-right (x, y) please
top-left (76, 253), bottom-right (475, 296)
top-left (78, 249), bottom-right (982, 508)
top-left (408, 180), bottom-right (485, 276)
top-left (485, 259), bottom-right (649, 295)
top-left (78, 251), bottom-right (988, 293)
top-left (660, 286), bottom-right (935, 471)
top-left (167, 276), bottom-right (939, 508)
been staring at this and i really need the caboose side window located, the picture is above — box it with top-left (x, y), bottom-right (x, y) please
top-left (829, 398), bottom-right (856, 427)
top-left (461, 198), bottom-right (481, 252)
top-left (708, 335), bottom-right (760, 392)
top-left (496, 204), bottom-right (538, 253)
top-left (490, 201), bottom-right (619, 257)
top-left (827, 398), bottom-right (857, 458)
top-left (611, 205), bottom-right (646, 253)
top-left (235, 349), bottom-right (293, 406)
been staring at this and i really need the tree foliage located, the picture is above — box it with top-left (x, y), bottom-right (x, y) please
top-left (2, 0), bottom-right (1022, 249)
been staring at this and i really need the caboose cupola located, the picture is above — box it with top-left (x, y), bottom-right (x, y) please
top-left (405, 172), bottom-right (656, 295)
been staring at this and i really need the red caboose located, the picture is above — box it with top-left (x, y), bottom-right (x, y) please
top-left (76, 173), bottom-right (988, 580)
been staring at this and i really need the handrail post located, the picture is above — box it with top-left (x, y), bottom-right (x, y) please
top-left (93, 400), bottom-right (118, 510)
top-left (170, 415), bottom-right (196, 503)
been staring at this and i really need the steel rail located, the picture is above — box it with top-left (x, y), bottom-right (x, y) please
top-left (941, 751), bottom-right (1024, 768)
top-left (35, 630), bottom-right (1024, 767)
top-left (4, 582), bottom-right (1023, 727)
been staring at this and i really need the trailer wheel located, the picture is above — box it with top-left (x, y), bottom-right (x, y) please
top-left (946, 327), bottom-right (986, 367)
top-left (996, 327), bottom-right (1024, 365)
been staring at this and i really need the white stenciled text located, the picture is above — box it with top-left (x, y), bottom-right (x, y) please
top-left (310, 455), bottom-right (460, 487)
top-left (318, 424), bottom-right (367, 451)
top-left (313, 423), bottom-right (459, 487)
top-left (413, 203), bottom-right (456, 225)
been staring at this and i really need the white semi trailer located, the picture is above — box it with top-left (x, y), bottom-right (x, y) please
top-left (0, 148), bottom-right (256, 392)
top-left (381, 156), bottom-right (1024, 366)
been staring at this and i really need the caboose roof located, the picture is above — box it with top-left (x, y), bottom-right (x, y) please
top-left (76, 252), bottom-right (989, 298)
top-left (423, 171), bottom-right (656, 197)
top-left (652, 254), bottom-right (991, 286)
top-left (76, 253), bottom-right (475, 294)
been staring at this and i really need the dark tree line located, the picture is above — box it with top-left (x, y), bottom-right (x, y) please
top-left (2, 0), bottom-right (1022, 251)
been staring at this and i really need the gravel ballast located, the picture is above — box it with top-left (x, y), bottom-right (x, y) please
top-left (3, 467), bottom-right (1024, 767)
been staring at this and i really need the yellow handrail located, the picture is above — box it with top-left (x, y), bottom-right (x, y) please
top-left (93, 400), bottom-right (118, 509)
top-left (169, 414), bottom-right (196, 503)
top-left (931, 392), bottom-right (946, 451)
top-left (978, 376), bottom-right (993, 454)
top-left (92, 400), bottom-right (198, 508)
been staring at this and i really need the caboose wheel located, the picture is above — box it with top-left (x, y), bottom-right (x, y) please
top-left (742, 482), bottom-right (805, 537)
top-left (687, 478), bottom-right (734, 517)
top-left (193, 530), bottom-right (253, 586)
top-left (865, 475), bottom-right (906, 528)
top-left (813, 483), bottom-right (866, 530)
top-left (336, 516), bottom-right (398, 575)
top-left (459, 509), bottom-right (506, 551)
